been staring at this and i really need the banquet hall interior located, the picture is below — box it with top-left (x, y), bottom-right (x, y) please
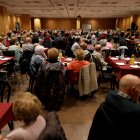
top-left (0, 0), bottom-right (140, 140)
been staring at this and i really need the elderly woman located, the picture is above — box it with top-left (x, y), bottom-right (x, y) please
top-left (34, 47), bottom-right (65, 110)
top-left (0, 92), bottom-right (46, 140)
top-left (29, 45), bottom-right (47, 77)
top-left (80, 42), bottom-right (92, 62)
top-left (22, 37), bottom-right (34, 51)
top-left (66, 48), bottom-right (90, 73)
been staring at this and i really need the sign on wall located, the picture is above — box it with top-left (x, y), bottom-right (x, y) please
top-left (82, 24), bottom-right (92, 32)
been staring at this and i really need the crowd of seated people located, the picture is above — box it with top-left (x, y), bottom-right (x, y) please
top-left (0, 28), bottom-right (140, 139)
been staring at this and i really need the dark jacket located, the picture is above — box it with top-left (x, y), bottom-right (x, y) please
top-left (88, 90), bottom-right (140, 140)
top-left (38, 111), bottom-right (67, 140)
top-left (34, 59), bottom-right (65, 110)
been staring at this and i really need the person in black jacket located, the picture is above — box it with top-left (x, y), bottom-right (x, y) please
top-left (88, 74), bottom-right (140, 140)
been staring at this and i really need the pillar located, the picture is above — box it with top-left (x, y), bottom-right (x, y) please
top-left (34, 18), bottom-right (41, 30)
top-left (0, 6), bottom-right (9, 34)
top-left (76, 16), bottom-right (81, 30)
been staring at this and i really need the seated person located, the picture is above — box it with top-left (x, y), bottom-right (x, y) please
top-left (71, 37), bottom-right (81, 56)
top-left (92, 44), bottom-right (112, 72)
top-left (22, 37), bottom-right (34, 51)
top-left (104, 38), bottom-right (113, 50)
top-left (80, 42), bottom-right (92, 62)
top-left (88, 74), bottom-right (140, 140)
top-left (66, 48), bottom-right (90, 73)
top-left (8, 37), bottom-right (23, 62)
top-left (34, 48), bottom-right (65, 110)
top-left (92, 44), bottom-right (107, 66)
top-left (30, 45), bottom-right (46, 75)
top-left (0, 36), bottom-right (8, 54)
top-left (0, 92), bottom-right (46, 140)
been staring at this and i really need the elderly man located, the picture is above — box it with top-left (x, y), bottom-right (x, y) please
top-left (88, 74), bottom-right (140, 140)
top-left (92, 44), bottom-right (107, 66)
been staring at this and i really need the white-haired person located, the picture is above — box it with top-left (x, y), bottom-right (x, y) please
top-left (92, 44), bottom-right (113, 72)
top-left (92, 44), bottom-right (107, 66)
top-left (88, 74), bottom-right (140, 140)
top-left (0, 92), bottom-right (46, 140)
top-left (30, 45), bottom-right (47, 66)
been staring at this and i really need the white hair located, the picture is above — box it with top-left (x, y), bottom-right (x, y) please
top-left (35, 45), bottom-right (45, 55)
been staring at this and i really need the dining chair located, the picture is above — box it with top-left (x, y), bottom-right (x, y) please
top-left (0, 74), bottom-right (14, 133)
top-left (66, 63), bottom-right (98, 97)
top-left (92, 55), bottom-right (116, 90)
top-left (78, 63), bottom-right (98, 96)
top-left (2, 50), bottom-right (22, 88)
top-left (34, 69), bottom-right (66, 111)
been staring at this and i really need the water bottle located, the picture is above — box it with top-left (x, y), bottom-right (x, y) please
top-left (120, 49), bottom-right (125, 59)
top-left (59, 49), bottom-right (62, 61)
top-left (129, 54), bottom-right (135, 65)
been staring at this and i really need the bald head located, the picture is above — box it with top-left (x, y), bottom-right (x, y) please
top-left (119, 74), bottom-right (140, 102)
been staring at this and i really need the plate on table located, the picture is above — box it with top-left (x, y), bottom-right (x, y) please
top-left (124, 58), bottom-right (130, 61)
top-left (110, 57), bottom-right (118, 60)
top-left (65, 58), bottom-right (72, 62)
top-left (134, 61), bottom-right (140, 65)
top-left (130, 65), bottom-right (140, 68)
top-left (116, 62), bottom-right (125, 65)
top-left (0, 57), bottom-right (11, 60)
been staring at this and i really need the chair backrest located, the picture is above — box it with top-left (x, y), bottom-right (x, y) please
top-left (19, 51), bottom-right (34, 74)
top-left (0, 80), bottom-right (12, 102)
top-left (92, 55), bottom-right (106, 78)
top-left (38, 111), bottom-right (67, 140)
top-left (44, 69), bottom-right (65, 110)
top-left (119, 49), bottom-right (131, 57)
top-left (101, 49), bottom-right (110, 58)
top-left (109, 50), bottom-right (120, 57)
top-left (92, 55), bottom-right (102, 71)
top-left (2, 50), bottom-right (15, 57)
top-left (79, 63), bottom-right (98, 96)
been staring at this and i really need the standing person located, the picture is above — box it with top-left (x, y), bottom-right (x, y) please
top-left (88, 74), bottom-right (140, 140)
top-left (0, 92), bottom-right (46, 140)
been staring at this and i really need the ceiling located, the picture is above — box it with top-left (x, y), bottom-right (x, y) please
top-left (0, 0), bottom-right (140, 18)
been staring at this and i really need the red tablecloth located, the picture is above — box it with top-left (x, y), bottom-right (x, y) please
top-left (0, 57), bottom-right (14, 65)
top-left (0, 103), bottom-right (14, 129)
top-left (107, 57), bottom-right (140, 80)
